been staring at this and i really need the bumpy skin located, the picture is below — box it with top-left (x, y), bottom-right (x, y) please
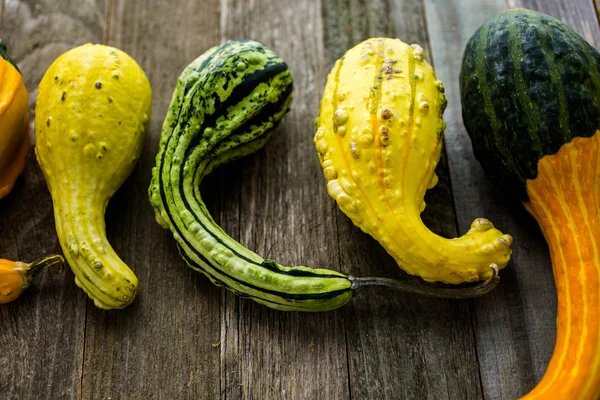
top-left (460, 9), bottom-right (600, 201)
top-left (36, 44), bottom-right (151, 309)
top-left (0, 40), bottom-right (29, 199)
top-left (461, 9), bottom-right (600, 400)
top-left (149, 40), bottom-right (353, 312)
top-left (315, 38), bottom-right (511, 284)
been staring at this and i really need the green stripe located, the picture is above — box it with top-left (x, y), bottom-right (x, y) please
top-left (178, 246), bottom-right (351, 311)
top-left (537, 22), bottom-right (570, 142)
top-left (506, 15), bottom-right (543, 156)
top-left (475, 23), bottom-right (519, 178)
top-left (475, 25), bottom-right (501, 135)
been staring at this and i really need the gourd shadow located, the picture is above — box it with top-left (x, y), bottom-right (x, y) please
top-left (97, 140), bottom-right (223, 328)
top-left (196, 150), bottom-right (460, 343)
top-left (470, 165), bottom-right (556, 293)
top-left (191, 143), bottom-right (352, 340)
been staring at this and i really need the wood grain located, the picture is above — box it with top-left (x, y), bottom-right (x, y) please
top-left (1, 0), bottom-right (5, 34)
top-left (220, 1), bottom-right (350, 399)
top-left (0, 1), bottom-right (106, 399)
top-left (505, 0), bottom-right (600, 394)
top-left (76, 1), bottom-right (223, 399)
top-left (508, 0), bottom-right (600, 388)
top-left (425, 0), bottom-right (600, 398)
top-left (503, 0), bottom-right (600, 393)
top-left (509, 0), bottom-right (600, 47)
top-left (322, 1), bottom-right (482, 399)
top-left (2, 0), bottom-right (595, 399)
top-left (423, 1), bottom-right (554, 398)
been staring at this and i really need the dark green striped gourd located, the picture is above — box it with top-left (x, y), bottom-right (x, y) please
top-left (460, 8), bottom-right (600, 200)
top-left (150, 40), bottom-right (502, 312)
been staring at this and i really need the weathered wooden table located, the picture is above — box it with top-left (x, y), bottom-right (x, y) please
top-left (1, 0), bottom-right (598, 399)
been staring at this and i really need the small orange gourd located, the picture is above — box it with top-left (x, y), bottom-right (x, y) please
top-left (0, 255), bottom-right (64, 304)
top-left (0, 40), bottom-right (29, 199)
top-left (315, 38), bottom-right (512, 285)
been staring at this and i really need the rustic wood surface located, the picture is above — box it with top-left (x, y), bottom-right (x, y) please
top-left (0, 0), bottom-right (597, 399)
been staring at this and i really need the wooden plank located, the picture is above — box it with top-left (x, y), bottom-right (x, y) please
top-left (424, 0), bottom-right (600, 398)
top-left (423, 2), bottom-right (544, 398)
top-left (596, 1), bottom-right (600, 34)
top-left (509, 0), bottom-right (600, 47)
top-left (423, 1), bottom-right (547, 398)
top-left (219, 1), bottom-right (351, 399)
top-left (502, 0), bottom-right (600, 393)
top-left (322, 1), bottom-right (482, 399)
top-left (507, 0), bottom-right (600, 393)
top-left (0, 1), bottom-right (106, 398)
top-left (79, 1), bottom-right (223, 399)
top-left (1, 0), bottom-right (4, 34)
top-left (504, 1), bottom-right (600, 394)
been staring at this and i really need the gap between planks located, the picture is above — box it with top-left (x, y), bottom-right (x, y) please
top-left (417, 0), bottom-right (488, 397)
top-left (1, 0), bottom-right (5, 35)
top-left (595, 0), bottom-right (600, 30)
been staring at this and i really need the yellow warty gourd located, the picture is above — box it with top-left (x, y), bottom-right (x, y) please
top-left (0, 256), bottom-right (64, 304)
top-left (315, 38), bottom-right (512, 284)
top-left (35, 44), bottom-right (151, 309)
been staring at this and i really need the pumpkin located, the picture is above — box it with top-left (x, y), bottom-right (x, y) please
top-left (0, 256), bottom-right (64, 304)
top-left (35, 44), bottom-right (152, 309)
top-left (460, 9), bottom-right (600, 399)
top-left (315, 37), bottom-right (512, 285)
top-left (0, 40), bottom-right (29, 199)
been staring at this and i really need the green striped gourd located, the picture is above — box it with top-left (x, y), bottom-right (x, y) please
top-left (149, 40), bottom-right (501, 312)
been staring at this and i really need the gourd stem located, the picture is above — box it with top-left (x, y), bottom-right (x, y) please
top-left (350, 263), bottom-right (499, 299)
top-left (27, 255), bottom-right (64, 280)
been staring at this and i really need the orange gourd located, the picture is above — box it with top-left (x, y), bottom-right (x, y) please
top-left (0, 40), bottom-right (29, 199)
top-left (0, 255), bottom-right (64, 304)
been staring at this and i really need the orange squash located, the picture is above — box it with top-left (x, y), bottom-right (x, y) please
top-left (0, 255), bottom-right (64, 304)
top-left (0, 40), bottom-right (29, 199)
top-left (520, 135), bottom-right (600, 399)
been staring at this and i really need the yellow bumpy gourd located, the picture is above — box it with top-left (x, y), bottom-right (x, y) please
top-left (36, 44), bottom-right (151, 309)
top-left (315, 38), bottom-right (512, 284)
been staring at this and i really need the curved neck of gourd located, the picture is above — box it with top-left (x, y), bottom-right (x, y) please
top-left (363, 184), bottom-right (511, 284)
top-left (52, 191), bottom-right (137, 309)
top-left (519, 134), bottom-right (600, 400)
